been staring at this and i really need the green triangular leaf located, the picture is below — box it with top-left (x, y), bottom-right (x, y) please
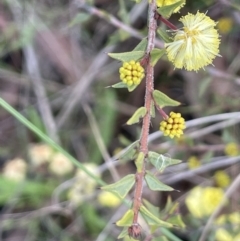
top-left (150, 101), bottom-right (155, 118)
top-left (108, 51), bottom-right (144, 62)
top-left (116, 209), bottom-right (134, 227)
top-left (117, 140), bottom-right (139, 162)
top-left (157, 0), bottom-right (185, 19)
top-left (167, 214), bottom-right (186, 228)
top-left (143, 199), bottom-right (159, 215)
top-left (150, 48), bottom-right (165, 66)
top-left (157, 28), bottom-right (172, 43)
top-left (148, 151), bottom-right (182, 172)
top-left (140, 205), bottom-right (173, 228)
top-left (126, 107), bottom-right (147, 125)
top-left (101, 174), bottom-right (135, 199)
top-left (117, 227), bottom-right (129, 239)
top-left (145, 171), bottom-right (174, 191)
top-left (127, 84), bottom-right (138, 92)
top-left (133, 38), bottom-right (148, 51)
top-left (152, 90), bottom-right (180, 108)
top-left (108, 82), bottom-right (128, 89)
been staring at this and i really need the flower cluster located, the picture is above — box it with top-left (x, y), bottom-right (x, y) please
top-left (217, 17), bottom-right (233, 34)
top-left (214, 170), bottom-right (231, 188)
top-left (224, 142), bottom-right (239, 156)
top-left (159, 112), bottom-right (185, 138)
top-left (187, 156), bottom-right (201, 169)
top-left (185, 186), bottom-right (225, 218)
top-left (165, 11), bottom-right (220, 71)
top-left (119, 60), bottom-right (145, 86)
top-left (98, 191), bottom-right (121, 208)
top-left (156, 0), bottom-right (186, 13)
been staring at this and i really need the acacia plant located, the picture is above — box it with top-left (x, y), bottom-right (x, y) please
top-left (101, 0), bottom-right (221, 239)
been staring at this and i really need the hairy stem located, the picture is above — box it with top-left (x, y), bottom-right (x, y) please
top-left (132, 0), bottom-right (157, 225)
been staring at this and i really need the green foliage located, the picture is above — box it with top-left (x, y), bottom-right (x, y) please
top-left (157, 28), bottom-right (172, 43)
top-left (118, 227), bottom-right (129, 239)
top-left (69, 13), bottom-right (90, 27)
top-left (156, 0), bottom-right (185, 19)
top-left (117, 140), bottom-right (139, 162)
top-left (153, 90), bottom-right (181, 108)
top-left (148, 151), bottom-right (182, 172)
top-left (133, 38), bottom-right (148, 51)
top-left (108, 51), bottom-right (145, 62)
top-left (126, 107), bottom-right (147, 125)
top-left (145, 171), bottom-right (174, 191)
top-left (116, 209), bottom-right (134, 227)
top-left (140, 205), bottom-right (173, 228)
top-left (150, 48), bottom-right (165, 66)
top-left (101, 174), bottom-right (135, 199)
top-left (0, 176), bottom-right (55, 207)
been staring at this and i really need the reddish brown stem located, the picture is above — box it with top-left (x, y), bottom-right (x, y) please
top-left (156, 12), bottom-right (178, 30)
top-left (131, 0), bottom-right (157, 227)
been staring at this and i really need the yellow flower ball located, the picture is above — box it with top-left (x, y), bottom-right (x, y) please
top-left (214, 170), bottom-right (231, 188)
top-left (119, 60), bottom-right (145, 86)
top-left (160, 112), bottom-right (186, 138)
top-left (98, 191), bottom-right (121, 208)
top-left (215, 228), bottom-right (232, 241)
top-left (49, 153), bottom-right (74, 176)
top-left (224, 142), bottom-right (239, 157)
top-left (3, 158), bottom-right (27, 181)
top-left (187, 156), bottom-right (201, 169)
top-left (185, 186), bottom-right (226, 218)
top-left (156, 0), bottom-right (186, 13)
top-left (217, 17), bottom-right (233, 34)
top-left (165, 11), bottom-right (221, 71)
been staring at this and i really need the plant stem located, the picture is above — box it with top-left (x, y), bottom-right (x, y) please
top-left (132, 0), bottom-right (157, 225)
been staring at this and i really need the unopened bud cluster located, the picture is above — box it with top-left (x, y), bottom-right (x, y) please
top-left (119, 60), bottom-right (145, 86)
top-left (160, 112), bottom-right (186, 138)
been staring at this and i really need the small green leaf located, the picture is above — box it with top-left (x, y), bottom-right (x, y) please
top-left (117, 227), bottom-right (129, 239)
top-left (148, 151), bottom-right (182, 172)
top-left (145, 171), bottom-right (174, 191)
top-left (157, 0), bottom-right (185, 19)
top-left (135, 152), bottom-right (145, 172)
top-left (116, 209), bottom-right (134, 227)
top-left (108, 82), bottom-right (128, 89)
top-left (101, 174), bottom-right (135, 199)
top-left (167, 214), bottom-right (186, 228)
top-left (152, 90), bottom-right (180, 108)
top-left (157, 28), bottom-right (172, 43)
top-left (140, 205), bottom-right (173, 228)
top-left (143, 199), bottom-right (159, 215)
top-left (133, 38), bottom-right (148, 51)
top-left (117, 140), bottom-right (139, 162)
top-left (150, 101), bottom-right (155, 118)
top-left (150, 48), bottom-right (165, 66)
top-left (127, 84), bottom-right (139, 92)
top-left (108, 51), bottom-right (144, 62)
top-left (126, 107), bottom-right (147, 125)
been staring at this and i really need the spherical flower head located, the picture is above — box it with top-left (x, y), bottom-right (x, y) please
top-left (214, 170), bottom-right (231, 188)
top-left (187, 156), bottom-right (201, 169)
top-left (97, 191), bottom-right (121, 208)
top-left (29, 143), bottom-right (54, 166)
top-left (215, 228), bottom-right (232, 241)
top-left (165, 11), bottom-right (221, 71)
top-left (159, 112), bottom-right (185, 138)
top-left (185, 186), bottom-right (225, 218)
top-left (119, 60), bottom-right (145, 87)
top-left (3, 158), bottom-right (27, 181)
top-left (224, 142), bottom-right (239, 157)
top-left (217, 17), bottom-right (233, 34)
top-left (201, 187), bottom-right (225, 215)
top-left (49, 153), bottom-right (74, 176)
top-left (156, 0), bottom-right (186, 13)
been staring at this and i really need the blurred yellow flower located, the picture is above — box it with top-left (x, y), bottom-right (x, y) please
top-left (49, 153), bottom-right (74, 176)
top-left (29, 143), bottom-right (54, 166)
top-left (165, 11), bottom-right (220, 71)
top-left (156, 0), bottom-right (186, 13)
top-left (3, 158), bottom-right (27, 181)
top-left (185, 186), bottom-right (225, 218)
top-left (214, 170), bottom-right (231, 188)
top-left (187, 156), bottom-right (201, 169)
top-left (217, 17), bottom-right (233, 34)
top-left (68, 163), bottom-right (100, 206)
top-left (224, 143), bottom-right (239, 157)
top-left (98, 191), bottom-right (121, 208)
top-left (215, 228), bottom-right (232, 241)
